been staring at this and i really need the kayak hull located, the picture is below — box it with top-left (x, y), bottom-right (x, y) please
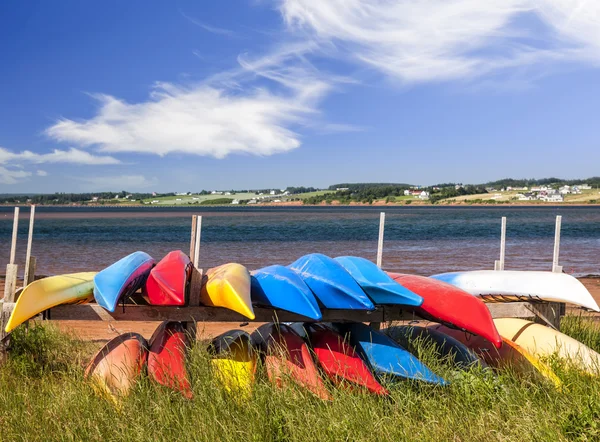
top-left (148, 321), bottom-right (193, 398)
top-left (200, 263), bottom-right (255, 320)
top-left (94, 251), bottom-right (155, 312)
top-left (251, 265), bottom-right (322, 320)
top-left (5, 272), bottom-right (96, 333)
top-left (208, 330), bottom-right (256, 397)
top-left (146, 251), bottom-right (192, 306)
top-left (288, 253), bottom-right (374, 310)
top-left (388, 273), bottom-right (502, 348)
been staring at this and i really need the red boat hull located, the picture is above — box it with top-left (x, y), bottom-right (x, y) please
top-left (146, 250), bottom-right (192, 306)
top-left (148, 321), bottom-right (193, 399)
top-left (309, 325), bottom-right (388, 396)
top-left (388, 273), bottom-right (502, 349)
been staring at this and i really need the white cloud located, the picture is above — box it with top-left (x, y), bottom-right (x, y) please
top-left (36, 170), bottom-right (48, 176)
top-left (0, 147), bottom-right (120, 165)
top-left (45, 46), bottom-right (335, 159)
top-left (0, 166), bottom-right (32, 185)
top-left (77, 175), bottom-right (158, 191)
top-left (278, 0), bottom-right (600, 83)
top-left (180, 10), bottom-right (237, 37)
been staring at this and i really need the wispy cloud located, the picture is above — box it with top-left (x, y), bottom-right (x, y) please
top-left (278, 0), bottom-right (600, 83)
top-left (180, 10), bottom-right (237, 37)
top-left (0, 166), bottom-right (31, 185)
top-left (36, 170), bottom-right (48, 176)
top-left (77, 174), bottom-right (158, 191)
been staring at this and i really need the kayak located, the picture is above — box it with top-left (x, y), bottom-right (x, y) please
top-left (146, 251), bottom-right (192, 306)
top-left (494, 318), bottom-right (600, 375)
top-left (306, 323), bottom-right (388, 395)
top-left (335, 322), bottom-right (448, 385)
top-left (94, 251), bottom-right (155, 312)
top-left (385, 325), bottom-right (485, 369)
top-left (431, 324), bottom-right (561, 387)
top-left (334, 256), bottom-right (423, 306)
top-left (430, 270), bottom-right (600, 312)
top-left (388, 273), bottom-right (502, 348)
top-left (200, 263), bottom-right (255, 320)
top-left (148, 321), bottom-right (193, 399)
top-left (251, 323), bottom-right (331, 400)
top-left (85, 332), bottom-right (148, 398)
top-left (5, 272), bottom-right (96, 333)
top-left (288, 254), bottom-right (374, 310)
top-left (208, 329), bottom-right (256, 397)
top-left (251, 265), bottom-right (322, 320)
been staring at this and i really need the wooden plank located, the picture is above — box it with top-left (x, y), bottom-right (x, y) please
top-left (193, 216), bottom-right (202, 267)
top-left (189, 215), bottom-right (197, 259)
top-left (24, 256), bottom-right (36, 288)
top-left (188, 267), bottom-right (203, 306)
top-left (3, 264), bottom-right (18, 303)
top-left (376, 212), bottom-right (385, 268)
top-left (552, 215), bottom-right (563, 273)
top-left (9, 207), bottom-right (19, 265)
top-left (494, 216), bottom-right (506, 271)
top-left (23, 206), bottom-right (36, 285)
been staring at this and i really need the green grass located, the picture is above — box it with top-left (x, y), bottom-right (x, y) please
top-left (1, 317), bottom-right (600, 441)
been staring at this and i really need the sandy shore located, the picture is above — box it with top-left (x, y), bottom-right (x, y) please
top-left (2, 276), bottom-right (599, 342)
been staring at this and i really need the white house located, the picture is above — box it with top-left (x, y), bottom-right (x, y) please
top-left (580, 184), bottom-right (592, 190)
top-left (270, 190), bottom-right (276, 195)
top-left (403, 190), bottom-right (411, 196)
top-left (231, 199), bottom-right (240, 205)
top-left (419, 191), bottom-right (430, 200)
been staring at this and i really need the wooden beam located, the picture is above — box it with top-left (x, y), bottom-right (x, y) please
top-left (552, 215), bottom-right (563, 273)
top-left (23, 205), bottom-right (36, 286)
top-left (494, 216), bottom-right (506, 271)
top-left (376, 212), bottom-right (385, 268)
top-left (3, 264), bottom-right (18, 303)
top-left (193, 216), bottom-right (202, 268)
top-left (9, 207), bottom-right (19, 265)
top-left (189, 215), bottom-right (198, 259)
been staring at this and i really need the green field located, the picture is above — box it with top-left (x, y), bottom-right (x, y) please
top-left (1, 316), bottom-right (600, 441)
top-left (140, 191), bottom-right (334, 205)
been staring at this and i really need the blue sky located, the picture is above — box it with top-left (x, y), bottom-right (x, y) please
top-left (1, 0), bottom-right (600, 192)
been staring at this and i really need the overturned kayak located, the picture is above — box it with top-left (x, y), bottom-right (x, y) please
top-left (288, 254), bottom-right (374, 310)
top-left (148, 321), bottom-right (193, 399)
top-left (335, 256), bottom-right (423, 306)
top-left (251, 323), bottom-right (331, 400)
top-left (146, 251), bottom-right (192, 306)
top-left (94, 251), bottom-right (155, 312)
top-left (335, 322), bottom-right (448, 385)
top-left (385, 325), bottom-right (485, 369)
top-left (85, 332), bottom-right (148, 398)
top-left (431, 270), bottom-right (600, 312)
top-left (306, 323), bottom-right (388, 395)
top-left (251, 265), bottom-right (322, 320)
top-left (208, 329), bottom-right (257, 397)
top-left (5, 272), bottom-right (96, 333)
top-left (200, 263), bottom-right (255, 320)
top-left (388, 273), bottom-right (502, 348)
top-left (494, 318), bottom-right (600, 375)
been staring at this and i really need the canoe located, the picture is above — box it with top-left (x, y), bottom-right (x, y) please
top-left (306, 323), bottom-right (388, 395)
top-left (251, 323), bottom-right (331, 400)
top-left (5, 272), bottom-right (96, 333)
top-left (251, 265), bottom-right (322, 320)
top-left (385, 325), bottom-right (485, 369)
top-left (430, 270), bottom-right (600, 312)
top-left (200, 263), bottom-right (255, 320)
top-left (85, 332), bottom-right (148, 398)
top-left (146, 251), bottom-right (192, 306)
top-left (494, 318), bottom-right (600, 375)
top-left (208, 329), bottom-right (256, 397)
top-left (388, 273), bottom-right (502, 348)
top-left (336, 322), bottom-right (448, 385)
top-left (431, 325), bottom-right (561, 387)
top-left (288, 254), bottom-right (374, 310)
top-left (334, 256), bottom-right (423, 306)
top-left (148, 321), bottom-right (193, 399)
top-left (94, 251), bottom-right (155, 312)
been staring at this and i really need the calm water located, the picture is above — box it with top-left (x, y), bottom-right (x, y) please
top-left (1, 206), bottom-right (599, 277)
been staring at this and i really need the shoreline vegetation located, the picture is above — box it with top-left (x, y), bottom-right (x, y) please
top-left (2, 178), bottom-right (600, 207)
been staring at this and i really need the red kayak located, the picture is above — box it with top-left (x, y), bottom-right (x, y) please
top-left (308, 324), bottom-right (388, 396)
top-left (148, 321), bottom-right (193, 399)
top-left (252, 323), bottom-right (331, 400)
top-left (388, 273), bottom-right (502, 349)
top-left (146, 250), bottom-right (193, 306)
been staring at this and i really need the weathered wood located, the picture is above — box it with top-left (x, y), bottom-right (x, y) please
top-left (189, 215), bottom-right (198, 259)
top-left (527, 303), bottom-right (562, 330)
top-left (193, 216), bottom-right (202, 267)
top-left (494, 216), bottom-right (506, 271)
top-left (552, 215), bottom-right (563, 273)
top-left (9, 207), bottom-right (19, 265)
top-left (376, 212), bottom-right (385, 268)
top-left (3, 264), bottom-right (18, 303)
top-left (188, 267), bottom-right (203, 307)
top-left (23, 206), bottom-right (36, 285)
top-left (23, 256), bottom-right (36, 289)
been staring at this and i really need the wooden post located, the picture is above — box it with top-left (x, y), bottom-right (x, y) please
top-left (4, 208), bottom-right (20, 303)
top-left (9, 207), bottom-right (19, 265)
top-left (494, 216), bottom-right (506, 271)
top-left (193, 216), bottom-right (202, 268)
top-left (552, 215), bottom-right (563, 273)
top-left (189, 215), bottom-right (198, 259)
top-left (186, 215), bottom-right (203, 343)
top-left (376, 212), bottom-right (385, 268)
top-left (23, 205), bottom-right (36, 286)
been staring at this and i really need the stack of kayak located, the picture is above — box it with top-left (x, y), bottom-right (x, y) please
top-left (5, 250), bottom-right (600, 400)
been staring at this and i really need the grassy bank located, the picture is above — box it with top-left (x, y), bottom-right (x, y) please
top-left (1, 317), bottom-right (600, 441)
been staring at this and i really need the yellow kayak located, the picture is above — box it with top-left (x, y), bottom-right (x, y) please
top-left (5, 272), bottom-right (96, 333)
top-left (209, 330), bottom-right (256, 398)
top-left (494, 318), bottom-right (600, 375)
top-left (200, 263), bottom-right (255, 320)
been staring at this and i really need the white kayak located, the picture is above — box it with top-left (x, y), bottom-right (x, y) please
top-left (430, 270), bottom-right (600, 312)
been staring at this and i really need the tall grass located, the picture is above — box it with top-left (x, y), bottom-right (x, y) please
top-left (0, 316), bottom-right (599, 441)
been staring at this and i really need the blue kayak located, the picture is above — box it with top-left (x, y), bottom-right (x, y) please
top-left (334, 256), bottom-right (423, 306)
top-left (335, 322), bottom-right (448, 385)
top-left (94, 251), bottom-right (155, 312)
top-left (251, 265), bottom-right (322, 320)
top-left (288, 253), bottom-right (374, 310)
